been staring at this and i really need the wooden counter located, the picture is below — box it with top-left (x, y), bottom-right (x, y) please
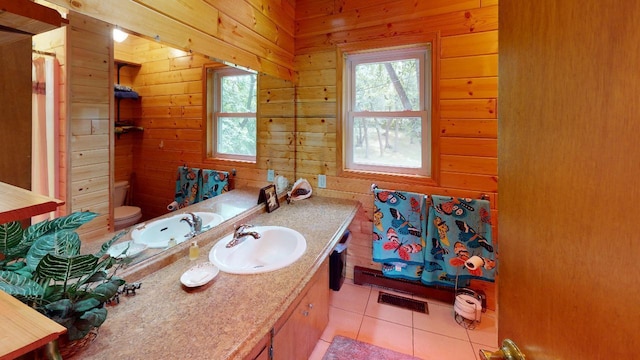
top-left (0, 290), bottom-right (66, 360)
top-left (0, 182), bottom-right (64, 224)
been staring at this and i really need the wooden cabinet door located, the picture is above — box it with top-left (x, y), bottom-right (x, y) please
top-left (243, 332), bottom-right (270, 360)
top-left (272, 297), bottom-right (308, 359)
top-left (272, 260), bottom-right (330, 360)
top-left (303, 263), bottom-right (329, 354)
top-left (253, 346), bottom-right (269, 360)
top-left (0, 38), bottom-right (31, 189)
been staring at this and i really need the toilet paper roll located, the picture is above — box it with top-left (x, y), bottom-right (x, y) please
top-left (464, 256), bottom-right (484, 271)
top-left (454, 294), bottom-right (482, 321)
top-left (167, 201), bottom-right (179, 211)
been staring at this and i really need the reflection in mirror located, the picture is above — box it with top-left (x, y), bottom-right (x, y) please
top-left (7, 7), bottom-right (296, 268)
top-left (107, 32), bottom-right (295, 264)
top-left (93, 187), bottom-right (262, 266)
top-left (204, 64), bottom-right (258, 162)
top-left (114, 32), bottom-right (294, 218)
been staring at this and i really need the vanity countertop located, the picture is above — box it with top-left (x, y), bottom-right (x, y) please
top-left (78, 195), bottom-right (359, 360)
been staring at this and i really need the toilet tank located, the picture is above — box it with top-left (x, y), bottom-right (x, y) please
top-left (114, 180), bottom-right (130, 207)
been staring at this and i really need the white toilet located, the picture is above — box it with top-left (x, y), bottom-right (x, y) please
top-left (113, 180), bottom-right (142, 231)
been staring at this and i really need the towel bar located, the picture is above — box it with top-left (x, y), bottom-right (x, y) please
top-left (370, 183), bottom-right (490, 202)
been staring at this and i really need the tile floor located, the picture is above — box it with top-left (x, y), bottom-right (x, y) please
top-left (309, 280), bottom-right (498, 360)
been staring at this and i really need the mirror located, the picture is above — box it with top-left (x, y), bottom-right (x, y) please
top-left (109, 32), bottom-right (295, 264)
top-left (24, 13), bottom-right (296, 265)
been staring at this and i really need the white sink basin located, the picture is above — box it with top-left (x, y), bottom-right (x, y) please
top-left (209, 226), bottom-right (307, 274)
top-left (131, 212), bottom-right (224, 248)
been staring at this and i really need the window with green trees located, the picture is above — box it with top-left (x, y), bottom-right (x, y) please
top-left (207, 67), bottom-right (257, 161)
top-left (345, 46), bottom-right (431, 176)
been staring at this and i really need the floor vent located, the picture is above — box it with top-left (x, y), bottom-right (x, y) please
top-left (378, 292), bottom-right (428, 314)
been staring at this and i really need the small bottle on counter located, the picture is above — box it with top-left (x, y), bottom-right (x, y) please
top-left (189, 241), bottom-right (200, 260)
top-left (168, 237), bottom-right (176, 247)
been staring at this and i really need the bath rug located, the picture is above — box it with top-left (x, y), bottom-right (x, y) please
top-left (322, 335), bottom-right (420, 360)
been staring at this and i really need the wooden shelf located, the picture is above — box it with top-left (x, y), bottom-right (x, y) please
top-left (115, 58), bottom-right (141, 67)
top-left (0, 0), bottom-right (68, 46)
top-left (0, 182), bottom-right (64, 224)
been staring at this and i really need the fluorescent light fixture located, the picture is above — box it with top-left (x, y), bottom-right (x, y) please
top-left (113, 28), bottom-right (128, 43)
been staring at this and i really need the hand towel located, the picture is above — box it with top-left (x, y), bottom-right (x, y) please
top-left (372, 189), bottom-right (426, 281)
top-left (421, 196), bottom-right (496, 287)
top-left (174, 166), bottom-right (201, 208)
top-left (199, 169), bottom-right (229, 201)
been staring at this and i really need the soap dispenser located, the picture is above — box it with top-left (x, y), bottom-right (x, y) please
top-left (189, 241), bottom-right (200, 260)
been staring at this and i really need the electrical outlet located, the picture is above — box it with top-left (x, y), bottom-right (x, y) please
top-left (267, 169), bottom-right (275, 182)
top-left (318, 174), bottom-right (327, 188)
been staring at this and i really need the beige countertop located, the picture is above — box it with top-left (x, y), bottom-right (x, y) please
top-left (77, 195), bottom-right (359, 359)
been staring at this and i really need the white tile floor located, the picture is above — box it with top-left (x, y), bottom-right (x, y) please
top-left (309, 280), bottom-right (498, 360)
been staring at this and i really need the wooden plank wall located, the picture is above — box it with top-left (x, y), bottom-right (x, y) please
top-left (46, 0), bottom-right (296, 82)
top-left (32, 27), bottom-right (68, 217)
top-left (66, 13), bottom-right (113, 240)
top-left (113, 35), bottom-right (295, 221)
top-left (295, 0), bottom-right (499, 308)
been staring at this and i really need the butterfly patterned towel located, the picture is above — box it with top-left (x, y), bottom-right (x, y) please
top-left (199, 169), bottom-right (230, 201)
top-left (420, 195), bottom-right (496, 287)
top-left (175, 166), bottom-right (201, 209)
top-left (372, 189), bottom-right (427, 281)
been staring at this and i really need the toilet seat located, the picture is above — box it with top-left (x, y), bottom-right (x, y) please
top-left (114, 205), bottom-right (142, 230)
top-left (115, 206), bottom-right (141, 221)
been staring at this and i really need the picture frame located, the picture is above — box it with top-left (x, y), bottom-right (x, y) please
top-left (259, 184), bottom-right (280, 213)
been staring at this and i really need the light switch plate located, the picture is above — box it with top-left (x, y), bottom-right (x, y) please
top-left (267, 169), bottom-right (275, 182)
top-left (318, 174), bottom-right (326, 188)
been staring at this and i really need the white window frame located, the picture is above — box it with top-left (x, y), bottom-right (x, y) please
top-left (344, 47), bottom-right (431, 176)
top-left (206, 66), bottom-right (257, 162)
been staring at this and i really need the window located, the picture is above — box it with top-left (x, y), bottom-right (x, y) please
top-left (206, 66), bottom-right (257, 161)
top-left (345, 47), bottom-right (431, 176)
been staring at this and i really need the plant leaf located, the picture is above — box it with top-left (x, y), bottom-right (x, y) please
top-left (96, 230), bottom-right (127, 258)
top-left (44, 298), bottom-right (73, 319)
top-left (14, 267), bottom-right (33, 279)
top-left (23, 212), bottom-right (97, 243)
top-left (73, 298), bottom-right (101, 313)
top-left (35, 253), bottom-right (99, 281)
top-left (80, 307), bottom-right (108, 328)
top-left (43, 284), bottom-right (66, 303)
top-left (66, 307), bottom-right (107, 340)
top-left (0, 222), bottom-right (27, 263)
top-left (0, 221), bottom-right (23, 253)
top-left (0, 270), bottom-right (44, 296)
top-left (84, 270), bottom-right (108, 283)
top-left (90, 279), bottom-right (123, 302)
top-left (25, 231), bottom-right (82, 272)
top-left (4, 261), bottom-right (26, 271)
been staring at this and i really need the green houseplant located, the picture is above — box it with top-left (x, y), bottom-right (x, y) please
top-left (0, 212), bottom-right (126, 342)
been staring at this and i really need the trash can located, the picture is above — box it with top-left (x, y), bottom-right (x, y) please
top-left (329, 230), bottom-right (351, 291)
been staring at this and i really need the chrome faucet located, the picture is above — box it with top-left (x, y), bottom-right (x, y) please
top-left (180, 212), bottom-right (202, 238)
top-left (226, 224), bottom-right (261, 248)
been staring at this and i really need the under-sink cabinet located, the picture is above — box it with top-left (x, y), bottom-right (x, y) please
top-left (245, 332), bottom-right (270, 360)
top-left (271, 259), bottom-right (330, 360)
